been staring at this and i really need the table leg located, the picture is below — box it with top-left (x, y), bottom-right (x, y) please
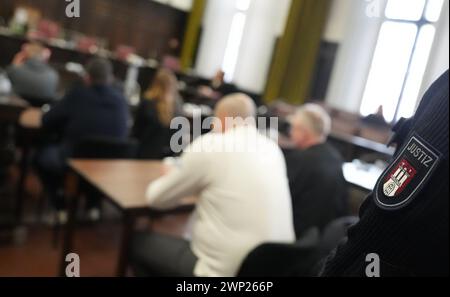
top-left (117, 212), bottom-right (135, 277)
top-left (58, 172), bottom-right (79, 277)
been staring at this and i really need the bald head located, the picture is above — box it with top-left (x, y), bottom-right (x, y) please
top-left (214, 93), bottom-right (257, 132)
top-left (215, 93), bottom-right (256, 118)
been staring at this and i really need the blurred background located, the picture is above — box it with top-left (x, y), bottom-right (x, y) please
top-left (0, 0), bottom-right (448, 276)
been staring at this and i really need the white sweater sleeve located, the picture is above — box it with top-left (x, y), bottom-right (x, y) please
top-left (146, 143), bottom-right (209, 210)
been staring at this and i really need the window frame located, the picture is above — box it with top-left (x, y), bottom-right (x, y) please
top-left (361, 0), bottom-right (444, 123)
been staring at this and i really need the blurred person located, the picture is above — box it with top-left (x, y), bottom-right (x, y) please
top-left (35, 58), bottom-right (129, 222)
top-left (131, 93), bottom-right (295, 277)
top-left (361, 105), bottom-right (389, 127)
top-left (198, 69), bottom-right (238, 100)
top-left (285, 104), bottom-right (349, 239)
top-left (7, 41), bottom-right (59, 105)
top-left (132, 68), bottom-right (183, 159)
top-left (161, 38), bottom-right (181, 72)
top-left (321, 70), bottom-right (449, 277)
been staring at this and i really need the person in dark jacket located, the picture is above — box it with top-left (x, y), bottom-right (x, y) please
top-left (132, 68), bottom-right (183, 160)
top-left (197, 70), bottom-right (238, 101)
top-left (35, 58), bottom-right (129, 221)
top-left (321, 70), bottom-right (449, 277)
top-left (284, 104), bottom-right (349, 239)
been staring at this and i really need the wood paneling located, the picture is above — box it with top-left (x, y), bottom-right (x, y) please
top-left (0, 0), bottom-right (187, 58)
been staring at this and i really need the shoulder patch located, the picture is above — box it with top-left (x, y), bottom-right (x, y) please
top-left (374, 134), bottom-right (442, 210)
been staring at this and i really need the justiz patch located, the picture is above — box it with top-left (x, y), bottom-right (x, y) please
top-left (375, 134), bottom-right (442, 210)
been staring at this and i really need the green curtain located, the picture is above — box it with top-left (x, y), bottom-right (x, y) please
top-left (180, 0), bottom-right (207, 71)
top-left (264, 0), bottom-right (331, 105)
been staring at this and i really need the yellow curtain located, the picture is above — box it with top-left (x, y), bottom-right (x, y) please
top-left (264, 0), bottom-right (331, 105)
top-left (180, 0), bottom-right (207, 71)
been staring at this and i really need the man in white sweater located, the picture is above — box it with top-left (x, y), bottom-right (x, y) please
top-left (131, 93), bottom-right (295, 277)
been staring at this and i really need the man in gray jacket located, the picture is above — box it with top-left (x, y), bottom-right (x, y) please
top-left (7, 41), bottom-right (59, 106)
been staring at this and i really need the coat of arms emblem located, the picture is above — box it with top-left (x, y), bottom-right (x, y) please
top-left (383, 159), bottom-right (417, 197)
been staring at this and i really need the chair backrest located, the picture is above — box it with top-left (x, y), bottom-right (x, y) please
top-left (72, 136), bottom-right (138, 159)
top-left (318, 216), bottom-right (359, 257)
top-left (237, 217), bottom-right (360, 277)
top-left (237, 243), bottom-right (320, 277)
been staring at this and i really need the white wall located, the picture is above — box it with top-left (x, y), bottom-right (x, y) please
top-left (325, 0), bottom-right (387, 113)
top-left (194, 0), bottom-right (291, 93)
top-left (194, 0), bottom-right (235, 79)
top-left (323, 0), bottom-right (353, 43)
top-left (233, 0), bottom-right (291, 93)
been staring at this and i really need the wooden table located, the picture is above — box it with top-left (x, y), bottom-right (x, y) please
top-left (60, 160), bottom-right (196, 277)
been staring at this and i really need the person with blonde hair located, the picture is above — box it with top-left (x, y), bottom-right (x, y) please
top-left (285, 103), bottom-right (349, 239)
top-left (132, 68), bottom-right (183, 159)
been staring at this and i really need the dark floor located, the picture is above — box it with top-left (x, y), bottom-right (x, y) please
top-left (0, 165), bottom-right (190, 277)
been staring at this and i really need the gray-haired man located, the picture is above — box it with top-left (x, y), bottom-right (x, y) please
top-left (284, 104), bottom-right (349, 240)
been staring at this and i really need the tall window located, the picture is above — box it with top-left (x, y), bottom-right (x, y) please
top-left (222, 0), bottom-right (252, 82)
top-left (360, 0), bottom-right (445, 122)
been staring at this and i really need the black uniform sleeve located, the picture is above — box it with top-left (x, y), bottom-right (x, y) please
top-left (320, 70), bottom-right (449, 277)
